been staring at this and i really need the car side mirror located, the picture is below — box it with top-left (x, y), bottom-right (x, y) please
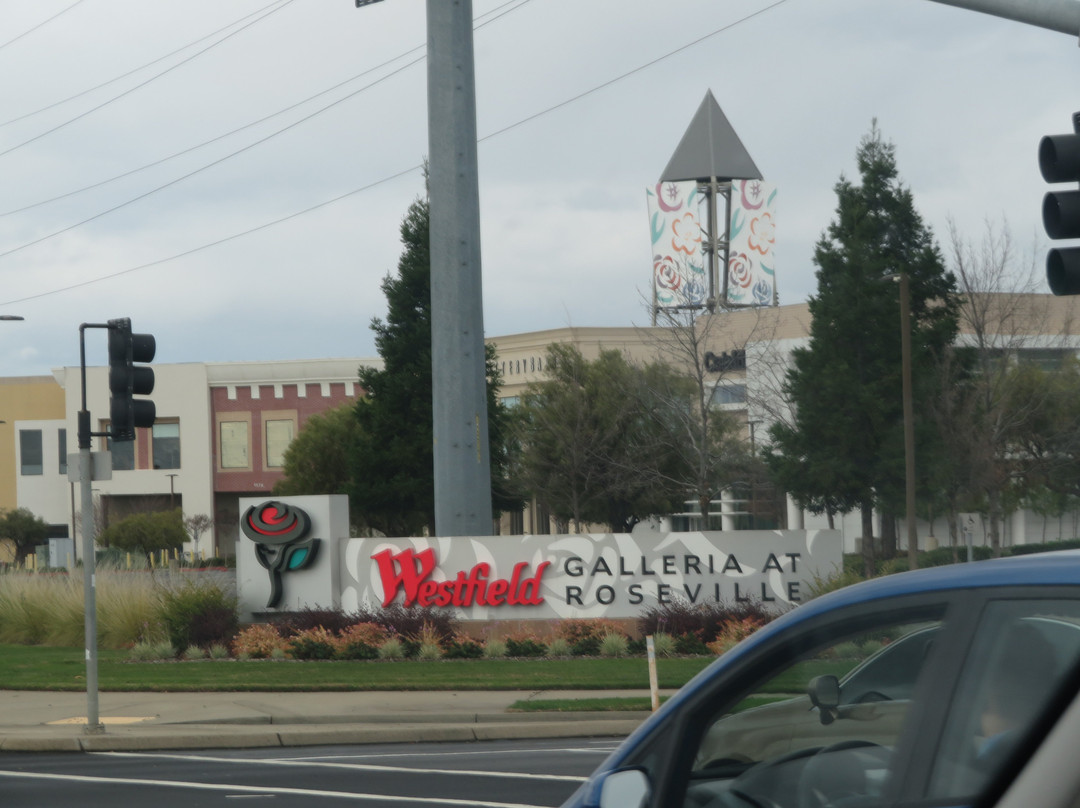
top-left (808, 674), bottom-right (841, 725)
top-left (589, 767), bottom-right (650, 808)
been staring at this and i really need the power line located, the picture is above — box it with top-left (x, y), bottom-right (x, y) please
top-left (0, 165), bottom-right (423, 306)
top-left (0, 0), bottom-right (87, 53)
top-left (0, 0), bottom-right (292, 130)
top-left (0, 0), bottom-right (528, 218)
top-left (0, 0), bottom-right (784, 306)
top-left (0, 0), bottom-right (298, 160)
top-left (0, 47), bottom-right (425, 219)
top-left (480, 0), bottom-right (790, 142)
top-left (0, 53), bottom-right (425, 261)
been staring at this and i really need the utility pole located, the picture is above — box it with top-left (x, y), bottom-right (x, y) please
top-left (427, 0), bottom-right (493, 537)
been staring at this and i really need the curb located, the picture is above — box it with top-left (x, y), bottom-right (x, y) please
top-left (0, 715), bottom-right (647, 753)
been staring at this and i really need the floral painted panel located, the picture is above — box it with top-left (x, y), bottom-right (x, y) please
top-left (727, 180), bottom-right (776, 306)
top-left (647, 181), bottom-right (707, 309)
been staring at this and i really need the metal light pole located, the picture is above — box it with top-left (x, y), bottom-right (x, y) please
top-left (352, 1), bottom-right (493, 537)
top-left (77, 325), bottom-right (104, 734)
top-left (897, 273), bottom-right (918, 570)
top-left (426, 0), bottom-right (493, 536)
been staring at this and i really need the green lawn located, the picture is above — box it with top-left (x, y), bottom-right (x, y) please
top-left (0, 644), bottom-right (715, 692)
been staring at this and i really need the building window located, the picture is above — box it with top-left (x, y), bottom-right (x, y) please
top-left (1019, 348), bottom-right (1073, 371)
top-left (58, 428), bottom-right (67, 475)
top-left (152, 422), bottom-right (180, 469)
top-left (19, 430), bottom-right (42, 475)
top-left (219, 421), bottom-right (250, 469)
top-left (108, 435), bottom-right (135, 471)
top-left (710, 383), bottom-right (748, 407)
top-left (265, 419), bottom-right (295, 468)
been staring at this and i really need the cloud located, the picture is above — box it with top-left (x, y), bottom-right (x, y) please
top-left (0, 0), bottom-right (1071, 378)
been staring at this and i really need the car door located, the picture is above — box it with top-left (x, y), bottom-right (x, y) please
top-left (914, 592), bottom-right (1080, 807)
top-left (599, 587), bottom-right (1080, 808)
top-left (618, 592), bottom-right (958, 808)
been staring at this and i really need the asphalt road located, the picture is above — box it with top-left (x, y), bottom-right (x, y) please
top-left (0, 736), bottom-right (618, 807)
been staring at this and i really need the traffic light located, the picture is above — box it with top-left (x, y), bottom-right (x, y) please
top-left (1041, 112), bottom-right (1080, 295)
top-left (107, 317), bottom-right (155, 441)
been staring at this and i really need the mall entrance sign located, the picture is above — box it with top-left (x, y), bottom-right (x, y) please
top-left (236, 496), bottom-right (841, 621)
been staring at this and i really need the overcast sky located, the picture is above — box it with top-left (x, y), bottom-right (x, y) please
top-left (0, 0), bottom-right (1075, 378)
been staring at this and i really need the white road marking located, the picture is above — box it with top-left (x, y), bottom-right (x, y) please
top-left (97, 751), bottom-right (586, 783)
top-left (274, 745), bottom-right (613, 762)
top-left (0, 769), bottom-right (550, 807)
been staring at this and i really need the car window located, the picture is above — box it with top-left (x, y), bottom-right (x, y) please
top-left (925, 600), bottom-right (1080, 801)
top-left (680, 618), bottom-right (942, 808)
top-left (838, 626), bottom-right (937, 704)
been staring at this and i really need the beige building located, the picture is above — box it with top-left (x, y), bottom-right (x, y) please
top-left (0, 376), bottom-right (67, 563)
top-left (487, 294), bottom-right (1080, 551)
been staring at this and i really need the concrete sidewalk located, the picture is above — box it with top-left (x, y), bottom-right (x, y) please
top-left (0, 689), bottom-right (659, 752)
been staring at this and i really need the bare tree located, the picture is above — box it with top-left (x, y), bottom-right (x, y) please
top-left (184, 513), bottom-right (217, 558)
top-left (940, 218), bottom-right (1068, 554)
top-left (644, 305), bottom-right (778, 526)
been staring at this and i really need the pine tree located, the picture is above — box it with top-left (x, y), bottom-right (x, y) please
top-left (352, 195), bottom-right (435, 537)
top-left (351, 193), bottom-right (517, 536)
top-left (767, 123), bottom-right (958, 574)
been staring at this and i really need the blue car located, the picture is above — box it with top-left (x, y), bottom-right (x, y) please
top-left (563, 551), bottom-right (1080, 808)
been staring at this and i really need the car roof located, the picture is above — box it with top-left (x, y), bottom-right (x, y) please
top-left (762, 550), bottom-right (1080, 638)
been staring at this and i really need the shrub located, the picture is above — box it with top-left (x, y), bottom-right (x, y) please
top-left (362, 604), bottom-right (458, 645)
top-left (650, 632), bottom-right (677, 657)
top-left (600, 633), bottom-right (629, 658)
top-left (546, 637), bottom-right (572, 658)
top-left (482, 638), bottom-right (507, 658)
top-left (706, 616), bottom-right (767, 655)
top-left (288, 627), bottom-right (337, 660)
top-left (232, 623), bottom-right (288, 659)
top-left (378, 637), bottom-right (405, 660)
top-left (129, 640), bottom-right (175, 662)
top-left (675, 631), bottom-right (709, 656)
top-left (270, 608), bottom-right (356, 638)
top-left (158, 580), bottom-right (238, 653)
top-left (638, 598), bottom-right (784, 644)
top-left (444, 634), bottom-right (484, 659)
top-left (416, 640), bottom-right (442, 660)
top-left (571, 635), bottom-right (602, 656)
top-left (182, 645), bottom-right (207, 660)
top-left (208, 644), bottom-right (231, 660)
top-left (504, 633), bottom-right (547, 658)
top-left (554, 618), bottom-right (625, 646)
top-left (335, 622), bottom-right (389, 660)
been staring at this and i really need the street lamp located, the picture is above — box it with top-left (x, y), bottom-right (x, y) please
top-left (0, 315), bottom-right (24, 321)
top-left (748, 420), bottom-right (762, 530)
top-left (884, 272), bottom-right (917, 570)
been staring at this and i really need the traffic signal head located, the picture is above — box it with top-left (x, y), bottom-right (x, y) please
top-left (1041, 112), bottom-right (1080, 295)
top-left (107, 317), bottom-right (155, 441)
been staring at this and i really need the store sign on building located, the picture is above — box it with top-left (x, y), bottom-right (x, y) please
top-left (236, 496), bottom-right (842, 622)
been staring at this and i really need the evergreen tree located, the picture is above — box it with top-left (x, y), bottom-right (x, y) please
top-left (350, 193), bottom-right (516, 537)
top-left (766, 123), bottom-right (958, 574)
top-left (351, 194), bottom-right (435, 537)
